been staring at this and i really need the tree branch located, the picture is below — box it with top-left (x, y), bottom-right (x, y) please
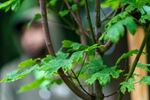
top-left (85, 0), bottom-right (96, 43)
top-left (39, 0), bottom-right (92, 99)
top-left (63, 0), bottom-right (89, 38)
top-left (71, 70), bottom-right (93, 97)
top-left (95, 0), bottom-right (101, 37)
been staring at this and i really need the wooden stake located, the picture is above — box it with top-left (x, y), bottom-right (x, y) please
top-left (127, 27), bottom-right (149, 100)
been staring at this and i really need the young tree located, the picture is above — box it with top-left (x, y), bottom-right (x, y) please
top-left (0, 0), bottom-right (150, 100)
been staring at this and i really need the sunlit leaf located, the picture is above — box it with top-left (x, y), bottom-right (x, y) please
top-left (18, 78), bottom-right (44, 93)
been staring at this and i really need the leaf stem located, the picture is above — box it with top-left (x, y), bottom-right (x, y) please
top-left (71, 70), bottom-right (94, 98)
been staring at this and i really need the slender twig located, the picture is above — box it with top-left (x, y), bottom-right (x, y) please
top-left (100, 40), bottom-right (112, 53)
top-left (71, 70), bottom-right (93, 97)
top-left (95, 0), bottom-right (101, 38)
top-left (77, 54), bottom-right (87, 77)
top-left (101, 10), bottom-right (116, 22)
top-left (117, 25), bottom-right (150, 100)
top-left (74, 1), bottom-right (88, 45)
top-left (39, 0), bottom-right (55, 56)
top-left (63, 0), bottom-right (89, 37)
top-left (39, 0), bottom-right (92, 100)
top-left (85, 0), bottom-right (96, 43)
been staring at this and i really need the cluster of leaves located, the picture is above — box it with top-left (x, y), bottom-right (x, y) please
top-left (1, 40), bottom-right (140, 93)
top-left (101, 0), bottom-right (150, 43)
top-left (0, 0), bottom-right (23, 11)
top-left (0, 41), bottom-right (102, 91)
top-left (1, 0), bottom-right (150, 98)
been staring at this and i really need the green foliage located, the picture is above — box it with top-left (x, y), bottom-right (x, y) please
top-left (62, 40), bottom-right (87, 51)
top-left (18, 78), bottom-right (45, 93)
top-left (0, 0), bottom-right (23, 11)
top-left (116, 49), bottom-right (139, 66)
top-left (1, 0), bottom-right (150, 99)
top-left (48, 0), bottom-right (57, 6)
top-left (71, 4), bottom-right (78, 12)
top-left (120, 77), bottom-right (135, 94)
top-left (140, 15), bottom-right (150, 24)
top-left (84, 55), bottom-right (122, 86)
top-left (0, 65), bottom-right (38, 82)
top-left (137, 62), bottom-right (150, 72)
top-left (140, 6), bottom-right (150, 23)
top-left (59, 10), bottom-right (70, 17)
top-left (18, 59), bottom-right (36, 68)
top-left (140, 76), bottom-right (150, 85)
top-left (83, 56), bottom-right (105, 74)
top-left (104, 15), bottom-right (137, 43)
top-left (86, 66), bottom-right (122, 86)
top-left (27, 13), bottom-right (41, 27)
top-left (101, 0), bottom-right (120, 9)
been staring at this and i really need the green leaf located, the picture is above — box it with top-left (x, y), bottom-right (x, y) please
top-left (110, 67), bottom-right (122, 78)
top-left (140, 15), bottom-right (150, 23)
top-left (41, 55), bottom-right (54, 64)
top-left (59, 10), bottom-right (69, 17)
top-left (140, 76), bottom-right (150, 85)
top-left (0, 65), bottom-right (38, 83)
top-left (56, 51), bottom-right (69, 59)
top-left (101, 0), bottom-right (120, 9)
top-left (116, 49), bottom-right (139, 66)
top-left (11, 0), bottom-right (22, 11)
top-left (70, 51), bottom-right (84, 64)
top-left (71, 4), bottom-right (78, 12)
top-left (27, 13), bottom-right (41, 27)
top-left (143, 6), bottom-right (150, 15)
top-left (86, 72), bottom-right (110, 85)
top-left (86, 66), bottom-right (122, 86)
top-left (83, 55), bottom-right (105, 74)
top-left (18, 78), bottom-right (44, 93)
top-left (18, 59), bottom-right (36, 68)
top-left (120, 77), bottom-right (135, 94)
top-left (48, 0), bottom-right (57, 6)
top-left (62, 40), bottom-right (87, 51)
top-left (104, 22), bottom-right (125, 43)
top-left (85, 44), bottom-right (99, 52)
top-left (104, 16), bottom-right (137, 43)
top-left (40, 52), bottom-right (73, 76)
top-left (123, 17), bottom-right (137, 35)
top-left (0, 0), bottom-right (22, 11)
top-left (0, 0), bottom-right (15, 10)
top-left (137, 62), bottom-right (150, 72)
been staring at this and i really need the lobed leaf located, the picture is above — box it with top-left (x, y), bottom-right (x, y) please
top-left (18, 59), bottom-right (36, 68)
top-left (62, 40), bottom-right (87, 51)
top-left (0, 0), bottom-right (15, 10)
top-left (137, 62), bottom-right (150, 72)
top-left (140, 76), bottom-right (150, 85)
top-left (116, 49), bottom-right (139, 66)
top-left (120, 77), bottom-right (135, 94)
top-left (18, 78), bottom-right (44, 93)
top-left (0, 65), bottom-right (38, 83)
top-left (86, 66), bottom-right (122, 86)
